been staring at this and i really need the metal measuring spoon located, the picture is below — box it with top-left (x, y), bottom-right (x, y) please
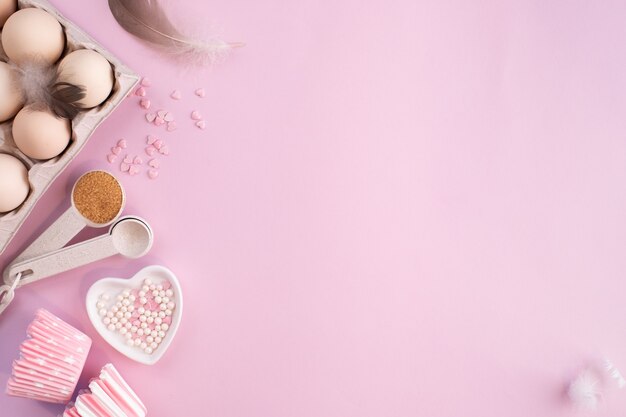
top-left (6, 217), bottom-right (153, 286)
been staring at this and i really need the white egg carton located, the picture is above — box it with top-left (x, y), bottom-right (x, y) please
top-left (0, 0), bottom-right (139, 256)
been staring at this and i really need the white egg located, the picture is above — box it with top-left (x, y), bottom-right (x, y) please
top-left (0, 61), bottom-right (23, 122)
top-left (1, 8), bottom-right (65, 65)
top-left (12, 107), bottom-right (71, 160)
top-left (0, 0), bottom-right (16, 27)
top-left (57, 49), bottom-right (114, 108)
top-left (0, 153), bottom-right (29, 212)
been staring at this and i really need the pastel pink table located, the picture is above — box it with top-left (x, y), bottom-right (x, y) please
top-left (2, 1), bottom-right (626, 416)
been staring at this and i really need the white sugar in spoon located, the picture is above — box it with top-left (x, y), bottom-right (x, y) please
top-left (7, 217), bottom-right (153, 286)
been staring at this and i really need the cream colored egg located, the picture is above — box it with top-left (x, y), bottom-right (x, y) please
top-left (12, 107), bottom-right (71, 160)
top-left (0, 61), bottom-right (23, 121)
top-left (0, 153), bottom-right (29, 212)
top-left (57, 49), bottom-right (114, 108)
top-left (0, 0), bottom-right (17, 27)
top-left (1, 8), bottom-right (65, 65)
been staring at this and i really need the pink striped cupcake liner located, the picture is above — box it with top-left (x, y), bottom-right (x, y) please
top-left (62, 363), bottom-right (147, 417)
top-left (6, 309), bottom-right (92, 403)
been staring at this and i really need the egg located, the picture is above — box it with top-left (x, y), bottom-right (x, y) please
top-left (12, 107), bottom-right (71, 160)
top-left (0, 153), bottom-right (29, 212)
top-left (1, 8), bottom-right (65, 65)
top-left (0, 61), bottom-right (23, 122)
top-left (0, 0), bottom-right (16, 27)
top-left (57, 49), bottom-right (114, 108)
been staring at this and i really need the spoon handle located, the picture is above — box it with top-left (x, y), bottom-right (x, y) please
top-left (7, 235), bottom-right (119, 286)
top-left (17, 208), bottom-right (86, 262)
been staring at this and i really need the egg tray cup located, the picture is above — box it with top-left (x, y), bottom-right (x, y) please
top-left (0, 0), bottom-right (139, 256)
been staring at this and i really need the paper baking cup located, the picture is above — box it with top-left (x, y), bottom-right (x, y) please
top-left (6, 309), bottom-right (92, 403)
top-left (73, 363), bottom-right (147, 417)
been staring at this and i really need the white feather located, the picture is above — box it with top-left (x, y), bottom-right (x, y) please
top-left (568, 370), bottom-right (602, 411)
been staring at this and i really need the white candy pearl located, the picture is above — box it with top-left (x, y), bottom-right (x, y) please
top-left (165, 289), bottom-right (173, 297)
top-left (107, 324), bottom-right (115, 331)
top-left (155, 317), bottom-right (162, 325)
top-left (112, 306), bottom-right (119, 312)
top-left (140, 297), bottom-right (147, 305)
top-left (155, 325), bottom-right (162, 331)
top-left (121, 306), bottom-right (127, 313)
top-left (162, 297), bottom-right (169, 304)
top-left (140, 316), bottom-right (147, 322)
top-left (137, 329), bottom-right (144, 336)
top-left (101, 294), bottom-right (111, 301)
top-left (157, 284), bottom-right (163, 291)
top-left (103, 317), bottom-right (111, 325)
top-left (99, 309), bottom-right (107, 316)
top-left (125, 332), bottom-right (133, 340)
top-left (146, 336), bottom-right (154, 343)
top-left (124, 312), bottom-right (131, 319)
top-left (147, 317), bottom-right (154, 324)
top-left (150, 342), bottom-right (158, 349)
top-left (159, 291), bottom-right (166, 298)
top-left (111, 317), bottom-right (118, 324)
top-left (165, 309), bottom-right (172, 316)
top-left (152, 290), bottom-right (159, 297)
top-left (122, 290), bottom-right (130, 297)
top-left (134, 339), bottom-right (142, 346)
top-left (158, 330), bottom-right (165, 338)
top-left (144, 279), bottom-right (152, 285)
top-left (120, 318), bottom-right (128, 324)
top-left (138, 307), bottom-right (145, 314)
top-left (155, 336), bottom-right (162, 343)
top-left (96, 301), bottom-right (105, 309)
top-left (149, 285), bottom-right (156, 291)
top-left (131, 326), bottom-right (138, 333)
top-left (116, 295), bottom-right (124, 301)
top-left (151, 311), bottom-right (158, 318)
top-left (145, 347), bottom-right (153, 354)
top-left (167, 302), bottom-right (175, 309)
top-left (115, 322), bottom-right (122, 329)
top-left (151, 330), bottom-right (158, 337)
top-left (141, 286), bottom-right (149, 293)
top-left (116, 311), bottom-right (123, 318)
top-left (122, 299), bottom-right (130, 306)
top-left (155, 296), bottom-right (162, 304)
top-left (125, 322), bottom-right (132, 329)
top-left (158, 311), bottom-right (165, 318)
top-left (141, 322), bottom-right (148, 329)
top-left (120, 327), bottom-right (127, 335)
top-left (160, 303), bottom-right (167, 311)
top-left (107, 311), bottom-right (114, 318)
top-left (161, 324), bottom-right (169, 331)
top-left (129, 295), bottom-right (136, 302)
top-left (127, 305), bottom-right (134, 312)
top-left (140, 342), bottom-right (147, 349)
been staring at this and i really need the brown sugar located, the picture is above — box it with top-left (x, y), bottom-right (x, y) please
top-left (72, 171), bottom-right (124, 224)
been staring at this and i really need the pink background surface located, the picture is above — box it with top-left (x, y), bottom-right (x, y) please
top-left (3, 0), bottom-right (626, 416)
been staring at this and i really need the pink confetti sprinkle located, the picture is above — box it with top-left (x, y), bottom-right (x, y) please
top-left (148, 169), bottom-right (159, 180)
top-left (154, 117), bottom-right (165, 126)
top-left (164, 112), bottom-right (174, 122)
top-left (117, 139), bottom-right (127, 149)
top-left (145, 146), bottom-right (156, 156)
top-left (111, 146), bottom-right (121, 155)
top-left (120, 162), bottom-right (130, 172)
top-left (145, 113), bottom-right (156, 123)
top-left (140, 99), bottom-right (151, 110)
top-left (156, 110), bottom-right (166, 119)
top-left (159, 146), bottom-right (170, 156)
top-left (140, 77), bottom-right (152, 87)
top-left (170, 90), bottom-right (182, 100)
top-left (146, 135), bottom-right (157, 145)
top-left (166, 122), bottom-right (177, 132)
top-left (123, 155), bottom-right (133, 164)
top-left (196, 120), bottom-right (206, 130)
top-left (107, 154), bottom-right (117, 163)
top-left (153, 139), bottom-right (163, 150)
top-left (129, 165), bottom-right (140, 176)
top-left (133, 156), bottom-right (143, 165)
top-left (195, 88), bottom-right (205, 98)
top-left (148, 159), bottom-right (160, 168)
top-left (135, 87), bottom-right (146, 97)
top-left (191, 111), bottom-right (202, 120)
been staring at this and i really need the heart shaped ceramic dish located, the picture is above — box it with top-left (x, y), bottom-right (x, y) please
top-left (86, 265), bottom-right (183, 365)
